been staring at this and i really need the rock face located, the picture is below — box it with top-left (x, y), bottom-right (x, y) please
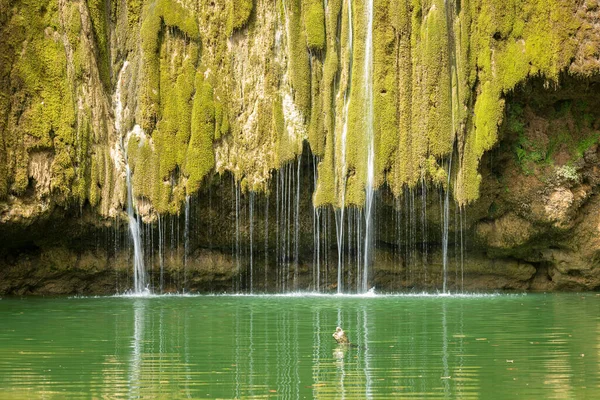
top-left (0, 1), bottom-right (599, 294)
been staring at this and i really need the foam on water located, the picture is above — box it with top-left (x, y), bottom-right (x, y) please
top-left (69, 290), bottom-right (515, 300)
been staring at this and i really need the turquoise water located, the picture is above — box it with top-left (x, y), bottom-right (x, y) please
top-left (0, 293), bottom-right (598, 398)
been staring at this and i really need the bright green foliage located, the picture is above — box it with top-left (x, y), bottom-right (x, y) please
top-left (303, 0), bottom-right (326, 50)
top-left (506, 97), bottom-right (600, 176)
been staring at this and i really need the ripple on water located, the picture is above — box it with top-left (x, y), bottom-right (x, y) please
top-left (0, 293), bottom-right (597, 399)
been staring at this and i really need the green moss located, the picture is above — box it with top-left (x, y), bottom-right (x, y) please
top-left (139, 0), bottom-right (200, 132)
top-left (87, 0), bottom-right (110, 89)
top-left (456, 0), bottom-right (579, 204)
top-left (0, 0), bottom-right (83, 203)
top-left (307, 57), bottom-right (324, 156)
top-left (343, 0), bottom-right (368, 206)
top-left (227, 0), bottom-right (253, 34)
top-left (389, 0), bottom-right (413, 195)
top-left (66, 4), bottom-right (82, 49)
top-left (285, 0), bottom-right (311, 117)
top-left (127, 0), bottom-right (143, 28)
top-left (89, 152), bottom-right (100, 207)
top-left (373, 0), bottom-right (398, 188)
top-left (185, 74), bottom-right (216, 193)
top-left (575, 133), bottom-right (599, 159)
top-left (50, 149), bottom-right (76, 198)
top-left (302, 0), bottom-right (326, 50)
top-left (422, 1), bottom-right (452, 158)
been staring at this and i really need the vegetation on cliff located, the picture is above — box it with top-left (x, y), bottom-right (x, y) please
top-left (0, 0), bottom-right (597, 220)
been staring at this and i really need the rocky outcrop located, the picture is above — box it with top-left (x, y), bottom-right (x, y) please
top-left (0, 1), bottom-right (599, 294)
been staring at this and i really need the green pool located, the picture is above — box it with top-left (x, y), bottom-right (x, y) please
top-left (0, 293), bottom-right (598, 398)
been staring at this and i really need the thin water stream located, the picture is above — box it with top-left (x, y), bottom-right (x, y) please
top-left (115, 61), bottom-right (146, 294)
top-left (362, 0), bottom-right (375, 293)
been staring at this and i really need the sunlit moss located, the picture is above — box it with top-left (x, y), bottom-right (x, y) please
top-left (456, 0), bottom-right (579, 204)
top-left (303, 0), bottom-right (326, 50)
top-left (87, 0), bottom-right (110, 89)
top-left (285, 0), bottom-right (311, 117)
top-left (373, 0), bottom-right (398, 188)
top-left (139, 0), bottom-right (199, 133)
top-left (185, 74), bottom-right (216, 193)
top-left (307, 57), bottom-right (324, 156)
top-left (312, 0), bottom-right (341, 207)
top-left (227, 0), bottom-right (253, 34)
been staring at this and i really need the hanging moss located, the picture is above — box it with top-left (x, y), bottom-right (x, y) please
top-left (186, 74), bottom-right (216, 193)
top-left (285, 0), bottom-right (311, 117)
top-left (389, 0), bottom-right (412, 195)
top-left (302, 0), bottom-right (326, 51)
top-left (138, 0), bottom-right (200, 133)
top-left (227, 0), bottom-right (253, 34)
top-left (312, 0), bottom-right (341, 207)
top-left (343, 0), bottom-right (367, 206)
top-left (87, 0), bottom-right (111, 89)
top-left (373, 0), bottom-right (398, 188)
top-left (456, 0), bottom-right (579, 204)
top-left (423, 1), bottom-right (452, 157)
top-left (307, 56), bottom-right (325, 155)
top-left (126, 0), bottom-right (143, 28)
top-left (0, 0), bottom-right (591, 216)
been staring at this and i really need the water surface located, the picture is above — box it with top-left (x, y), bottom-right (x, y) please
top-left (0, 293), bottom-right (598, 398)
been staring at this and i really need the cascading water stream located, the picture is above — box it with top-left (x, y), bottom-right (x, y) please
top-left (184, 195), bottom-right (190, 292)
top-left (362, 0), bottom-right (375, 293)
top-left (335, 0), bottom-right (353, 294)
top-left (115, 61), bottom-right (146, 294)
top-left (249, 191), bottom-right (254, 293)
top-left (441, 154), bottom-right (453, 293)
top-left (294, 157), bottom-right (301, 290)
top-left (158, 215), bottom-right (164, 293)
top-left (124, 159), bottom-right (146, 294)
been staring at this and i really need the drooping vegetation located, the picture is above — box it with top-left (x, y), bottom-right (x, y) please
top-left (0, 0), bottom-right (595, 219)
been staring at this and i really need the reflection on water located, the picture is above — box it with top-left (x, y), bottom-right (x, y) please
top-left (0, 294), bottom-right (599, 398)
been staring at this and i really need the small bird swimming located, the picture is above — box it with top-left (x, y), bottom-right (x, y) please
top-left (332, 327), bottom-right (350, 345)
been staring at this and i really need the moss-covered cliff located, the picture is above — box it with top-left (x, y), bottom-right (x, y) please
top-left (0, 0), bottom-right (599, 294)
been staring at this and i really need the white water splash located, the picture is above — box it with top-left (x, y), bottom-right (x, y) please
top-left (362, 0), bottom-right (375, 293)
top-left (114, 61), bottom-right (147, 294)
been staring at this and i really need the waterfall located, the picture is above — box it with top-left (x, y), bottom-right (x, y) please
top-left (421, 177), bottom-right (428, 283)
top-left (441, 154), bottom-right (453, 293)
top-left (158, 215), bottom-right (164, 293)
top-left (264, 194), bottom-right (269, 291)
top-left (294, 157), bottom-right (301, 290)
top-left (249, 191), bottom-right (254, 293)
top-left (335, 0), bottom-right (353, 294)
top-left (115, 61), bottom-right (147, 294)
top-left (312, 155), bottom-right (321, 292)
top-left (234, 179), bottom-right (241, 291)
top-left (124, 159), bottom-right (146, 294)
top-left (362, 0), bottom-right (375, 293)
top-left (183, 195), bottom-right (190, 292)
